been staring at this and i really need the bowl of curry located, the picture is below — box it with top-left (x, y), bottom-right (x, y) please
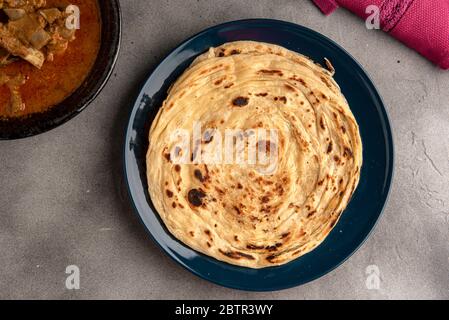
top-left (0, 0), bottom-right (121, 139)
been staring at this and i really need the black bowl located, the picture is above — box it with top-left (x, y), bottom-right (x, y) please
top-left (0, 0), bottom-right (121, 140)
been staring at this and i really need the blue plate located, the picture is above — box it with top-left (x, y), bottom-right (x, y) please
top-left (124, 19), bottom-right (394, 291)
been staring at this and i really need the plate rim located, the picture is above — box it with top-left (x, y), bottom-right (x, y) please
top-left (123, 18), bottom-right (395, 291)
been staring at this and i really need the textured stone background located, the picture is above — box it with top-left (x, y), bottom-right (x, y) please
top-left (0, 0), bottom-right (448, 299)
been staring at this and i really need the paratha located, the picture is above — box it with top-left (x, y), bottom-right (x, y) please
top-left (147, 41), bottom-right (363, 268)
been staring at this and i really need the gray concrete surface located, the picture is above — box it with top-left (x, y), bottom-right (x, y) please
top-left (1, 0), bottom-right (448, 300)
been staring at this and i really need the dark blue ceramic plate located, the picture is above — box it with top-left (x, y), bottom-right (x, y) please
top-left (124, 19), bottom-right (394, 291)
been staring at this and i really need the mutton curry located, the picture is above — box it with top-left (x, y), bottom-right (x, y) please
top-left (0, 0), bottom-right (100, 118)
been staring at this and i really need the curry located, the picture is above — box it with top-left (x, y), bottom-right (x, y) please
top-left (0, 0), bottom-right (101, 118)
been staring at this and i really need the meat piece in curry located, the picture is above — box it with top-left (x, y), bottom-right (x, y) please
top-left (0, 0), bottom-right (100, 117)
top-left (0, 72), bottom-right (26, 112)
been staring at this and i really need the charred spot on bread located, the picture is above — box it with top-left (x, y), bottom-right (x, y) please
top-left (187, 188), bottom-right (206, 207)
top-left (232, 96), bottom-right (249, 107)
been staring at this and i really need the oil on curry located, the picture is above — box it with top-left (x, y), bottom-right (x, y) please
top-left (0, 0), bottom-right (101, 118)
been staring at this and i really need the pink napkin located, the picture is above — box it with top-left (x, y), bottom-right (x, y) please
top-left (312, 0), bottom-right (449, 69)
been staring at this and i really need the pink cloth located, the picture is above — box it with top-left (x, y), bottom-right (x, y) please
top-left (312, 0), bottom-right (449, 69)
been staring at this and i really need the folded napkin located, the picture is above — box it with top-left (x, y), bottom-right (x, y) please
top-left (312, 0), bottom-right (449, 69)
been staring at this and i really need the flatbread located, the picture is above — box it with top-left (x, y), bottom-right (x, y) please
top-left (147, 41), bottom-right (363, 268)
